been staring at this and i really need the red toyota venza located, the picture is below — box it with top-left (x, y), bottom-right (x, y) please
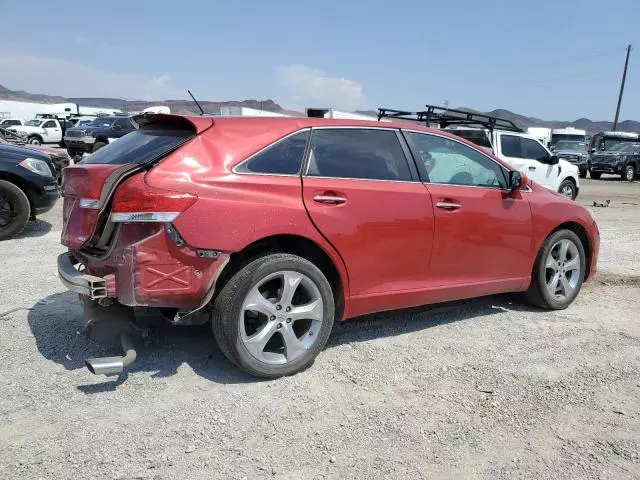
top-left (58, 114), bottom-right (600, 378)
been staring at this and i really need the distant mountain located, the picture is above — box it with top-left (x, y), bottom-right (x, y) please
top-left (2, 84), bottom-right (638, 133)
top-left (356, 108), bottom-right (640, 135)
top-left (0, 85), bottom-right (286, 116)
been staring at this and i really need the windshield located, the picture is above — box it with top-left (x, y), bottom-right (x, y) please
top-left (607, 143), bottom-right (639, 153)
top-left (88, 117), bottom-right (116, 128)
top-left (603, 137), bottom-right (636, 150)
top-left (25, 120), bottom-right (44, 127)
top-left (551, 134), bottom-right (585, 144)
top-left (554, 141), bottom-right (586, 152)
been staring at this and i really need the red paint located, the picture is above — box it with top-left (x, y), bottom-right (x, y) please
top-left (61, 115), bottom-right (600, 316)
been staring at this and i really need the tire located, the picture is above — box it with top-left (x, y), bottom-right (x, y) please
top-left (27, 136), bottom-right (42, 146)
top-left (92, 141), bottom-right (107, 153)
top-left (579, 169), bottom-right (587, 179)
top-left (589, 171), bottom-right (601, 179)
top-left (212, 253), bottom-right (335, 378)
top-left (558, 179), bottom-right (577, 200)
top-left (0, 180), bottom-right (31, 241)
top-left (524, 229), bottom-right (586, 310)
top-left (623, 164), bottom-right (635, 182)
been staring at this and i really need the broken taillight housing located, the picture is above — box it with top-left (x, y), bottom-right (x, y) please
top-left (110, 174), bottom-right (197, 223)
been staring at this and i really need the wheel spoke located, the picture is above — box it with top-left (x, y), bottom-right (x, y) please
top-left (547, 271), bottom-right (560, 293)
top-left (281, 323), bottom-right (307, 361)
top-left (244, 320), bottom-right (278, 358)
top-left (558, 240), bottom-right (570, 263)
top-left (545, 254), bottom-right (557, 270)
top-left (289, 299), bottom-right (323, 322)
top-left (279, 271), bottom-right (303, 306)
top-left (243, 287), bottom-right (277, 317)
top-left (559, 274), bottom-right (572, 296)
top-left (564, 256), bottom-right (579, 272)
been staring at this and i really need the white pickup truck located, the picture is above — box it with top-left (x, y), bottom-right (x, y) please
top-left (445, 127), bottom-right (580, 199)
top-left (7, 118), bottom-right (65, 146)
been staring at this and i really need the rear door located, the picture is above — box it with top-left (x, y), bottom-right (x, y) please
top-left (403, 130), bottom-right (532, 299)
top-left (497, 133), bottom-right (559, 190)
top-left (301, 127), bottom-right (435, 316)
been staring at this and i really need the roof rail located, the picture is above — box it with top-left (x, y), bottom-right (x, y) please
top-left (377, 104), bottom-right (523, 133)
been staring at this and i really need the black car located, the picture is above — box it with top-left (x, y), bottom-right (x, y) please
top-left (551, 140), bottom-right (588, 178)
top-left (0, 144), bottom-right (60, 240)
top-left (63, 116), bottom-right (137, 157)
top-left (589, 142), bottom-right (640, 181)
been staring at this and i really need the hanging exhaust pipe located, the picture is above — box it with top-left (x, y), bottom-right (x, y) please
top-left (85, 332), bottom-right (137, 375)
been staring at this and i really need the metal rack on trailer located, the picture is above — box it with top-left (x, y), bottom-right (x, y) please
top-left (377, 105), bottom-right (523, 133)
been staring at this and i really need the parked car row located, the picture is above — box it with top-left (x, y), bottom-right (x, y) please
top-left (54, 110), bottom-right (600, 379)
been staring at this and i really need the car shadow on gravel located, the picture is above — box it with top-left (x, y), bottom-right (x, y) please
top-left (27, 292), bottom-right (540, 391)
top-left (15, 218), bottom-right (53, 238)
top-left (27, 292), bottom-right (257, 391)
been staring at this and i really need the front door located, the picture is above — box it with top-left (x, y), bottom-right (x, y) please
top-left (498, 133), bottom-right (559, 190)
top-left (403, 130), bottom-right (533, 302)
top-left (301, 127), bottom-right (435, 317)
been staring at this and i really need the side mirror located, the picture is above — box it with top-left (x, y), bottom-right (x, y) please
top-left (509, 170), bottom-right (523, 191)
top-left (548, 155), bottom-right (559, 165)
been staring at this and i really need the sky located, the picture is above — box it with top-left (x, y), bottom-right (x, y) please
top-left (1, 0), bottom-right (639, 121)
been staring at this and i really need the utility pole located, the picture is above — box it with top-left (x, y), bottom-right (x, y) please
top-left (613, 44), bottom-right (632, 131)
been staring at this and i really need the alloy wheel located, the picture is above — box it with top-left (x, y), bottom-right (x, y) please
top-left (239, 270), bottom-right (324, 365)
top-left (561, 183), bottom-right (574, 198)
top-left (544, 239), bottom-right (581, 301)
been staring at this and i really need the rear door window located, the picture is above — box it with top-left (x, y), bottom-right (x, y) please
top-left (500, 135), bottom-right (523, 157)
top-left (81, 126), bottom-right (194, 165)
top-left (306, 128), bottom-right (412, 181)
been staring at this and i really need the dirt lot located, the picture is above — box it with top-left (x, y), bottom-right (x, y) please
top-left (1, 177), bottom-right (639, 480)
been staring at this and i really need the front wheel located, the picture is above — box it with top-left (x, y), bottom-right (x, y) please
top-left (92, 141), bottom-right (107, 153)
top-left (623, 165), bottom-right (635, 182)
top-left (558, 179), bottom-right (577, 200)
top-left (212, 253), bottom-right (335, 378)
top-left (0, 180), bottom-right (30, 241)
top-left (579, 169), bottom-right (587, 179)
top-left (589, 171), bottom-right (601, 180)
top-left (27, 136), bottom-right (42, 146)
top-left (524, 230), bottom-right (586, 310)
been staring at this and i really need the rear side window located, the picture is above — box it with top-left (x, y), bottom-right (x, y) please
top-left (81, 127), bottom-right (193, 165)
top-left (500, 135), bottom-right (522, 157)
top-left (43, 120), bottom-right (57, 128)
top-left (235, 130), bottom-right (309, 175)
top-left (307, 128), bottom-right (411, 181)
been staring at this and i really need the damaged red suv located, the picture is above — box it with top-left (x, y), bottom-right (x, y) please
top-left (58, 114), bottom-right (599, 378)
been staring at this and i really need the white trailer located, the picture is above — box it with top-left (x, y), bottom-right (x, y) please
top-left (526, 127), bottom-right (552, 147)
top-left (0, 99), bottom-right (121, 121)
top-left (219, 106), bottom-right (291, 117)
top-left (305, 108), bottom-right (391, 122)
top-left (550, 127), bottom-right (587, 147)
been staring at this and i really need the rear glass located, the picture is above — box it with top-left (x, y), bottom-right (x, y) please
top-left (81, 128), bottom-right (194, 165)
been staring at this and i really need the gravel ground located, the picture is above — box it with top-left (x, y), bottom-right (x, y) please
top-left (1, 178), bottom-right (639, 480)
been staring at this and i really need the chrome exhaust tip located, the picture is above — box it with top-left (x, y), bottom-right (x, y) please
top-left (85, 333), bottom-right (137, 376)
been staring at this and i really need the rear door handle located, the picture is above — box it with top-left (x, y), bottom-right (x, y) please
top-left (313, 194), bottom-right (347, 205)
top-left (436, 202), bottom-right (461, 210)
top-left (528, 166), bottom-right (537, 171)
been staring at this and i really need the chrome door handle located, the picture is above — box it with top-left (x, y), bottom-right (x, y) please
top-left (436, 202), bottom-right (461, 210)
top-left (313, 195), bottom-right (347, 205)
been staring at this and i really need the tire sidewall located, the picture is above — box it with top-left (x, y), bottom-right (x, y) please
top-left (559, 180), bottom-right (576, 200)
top-left (624, 165), bottom-right (634, 182)
top-left (534, 230), bottom-right (586, 309)
top-left (0, 180), bottom-right (30, 240)
top-left (28, 136), bottom-right (42, 145)
top-left (215, 254), bottom-right (335, 378)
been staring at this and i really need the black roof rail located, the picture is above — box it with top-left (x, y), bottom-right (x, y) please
top-left (377, 104), bottom-right (523, 133)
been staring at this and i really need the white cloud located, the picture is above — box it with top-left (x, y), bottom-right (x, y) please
top-left (277, 64), bottom-right (368, 111)
top-left (0, 55), bottom-right (185, 101)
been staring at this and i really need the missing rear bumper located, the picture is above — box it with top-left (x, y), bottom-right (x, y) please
top-left (57, 252), bottom-right (107, 299)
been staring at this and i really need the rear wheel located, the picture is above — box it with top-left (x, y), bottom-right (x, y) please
top-left (524, 229), bottom-right (586, 310)
top-left (623, 164), bottom-right (635, 182)
top-left (92, 141), bottom-right (107, 153)
top-left (0, 180), bottom-right (30, 241)
top-left (558, 179), bottom-right (577, 200)
top-left (212, 253), bottom-right (335, 378)
top-left (589, 171), bottom-right (601, 179)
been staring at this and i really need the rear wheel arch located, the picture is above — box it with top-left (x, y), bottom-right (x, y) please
top-left (214, 234), bottom-right (347, 320)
